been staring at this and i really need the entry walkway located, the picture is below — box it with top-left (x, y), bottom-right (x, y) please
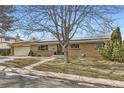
top-left (24, 56), bottom-right (55, 70)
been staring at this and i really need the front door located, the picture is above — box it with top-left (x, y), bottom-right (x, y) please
top-left (57, 44), bottom-right (63, 55)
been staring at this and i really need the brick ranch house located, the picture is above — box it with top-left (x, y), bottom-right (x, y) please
top-left (10, 36), bottom-right (109, 57)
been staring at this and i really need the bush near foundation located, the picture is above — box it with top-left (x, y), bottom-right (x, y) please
top-left (99, 27), bottom-right (124, 62)
top-left (99, 40), bottom-right (113, 60)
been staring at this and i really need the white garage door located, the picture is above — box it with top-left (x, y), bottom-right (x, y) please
top-left (14, 47), bottom-right (30, 56)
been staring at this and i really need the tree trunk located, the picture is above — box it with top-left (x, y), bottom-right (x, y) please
top-left (63, 46), bottom-right (69, 64)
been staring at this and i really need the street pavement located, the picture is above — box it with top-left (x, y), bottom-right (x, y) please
top-left (0, 72), bottom-right (100, 88)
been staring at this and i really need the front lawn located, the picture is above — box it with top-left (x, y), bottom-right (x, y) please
top-left (33, 57), bottom-right (124, 81)
top-left (0, 57), bottom-right (41, 68)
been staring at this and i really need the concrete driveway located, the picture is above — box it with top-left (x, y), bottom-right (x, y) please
top-left (0, 56), bottom-right (30, 63)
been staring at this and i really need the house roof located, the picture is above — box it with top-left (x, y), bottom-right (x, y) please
top-left (11, 37), bottom-right (110, 47)
top-left (0, 35), bottom-right (16, 40)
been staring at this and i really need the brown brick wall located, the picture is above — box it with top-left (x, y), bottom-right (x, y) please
top-left (68, 49), bottom-right (81, 57)
top-left (33, 50), bottom-right (54, 57)
top-left (31, 43), bottom-right (100, 57)
top-left (80, 43), bottom-right (100, 57)
top-left (68, 43), bottom-right (100, 57)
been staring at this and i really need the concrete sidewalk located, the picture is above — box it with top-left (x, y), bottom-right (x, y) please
top-left (23, 69), bottom-right (124, 88)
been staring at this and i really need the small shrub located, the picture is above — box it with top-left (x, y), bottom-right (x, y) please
top-left (28, 50), bottom-right (34, 56)
top-left (118, 49), bottom-right (124, 62)
top-left (0, 50), bottom-right (10, 56)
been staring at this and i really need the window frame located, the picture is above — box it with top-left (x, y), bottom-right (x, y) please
top-left (38, 45), bottom-right (48, 50)
top-left (96, 42), bottom-right (103, 48)
top-left (70, 44), bottom-right (80, 49)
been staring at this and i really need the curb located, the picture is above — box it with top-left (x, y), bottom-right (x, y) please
top-left (28, 69), bottom-right (124, 87)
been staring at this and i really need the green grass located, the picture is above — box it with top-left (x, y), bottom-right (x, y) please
top-left (0, 57), bottom-right (41, 68)
top-left (33, 57), bottom-right (124, 81)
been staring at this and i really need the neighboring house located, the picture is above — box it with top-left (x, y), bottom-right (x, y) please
top-left (0, 35), bottom-right (16, 55)
top-left (11, 36), bottom-right (109, 57)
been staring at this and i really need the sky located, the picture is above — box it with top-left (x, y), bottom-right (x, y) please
top-left (6, 6), bottom-right (124, 41)
top-left (113, 9), bottom-right (124, 40)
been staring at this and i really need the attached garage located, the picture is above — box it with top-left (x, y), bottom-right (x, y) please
top-left (10, 40), bottom-right (38, 56)
top-left (14, 46), bottom-right (30, 56)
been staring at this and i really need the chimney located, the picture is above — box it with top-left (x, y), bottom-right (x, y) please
top-left (15, 34), bottom-right (20, 43)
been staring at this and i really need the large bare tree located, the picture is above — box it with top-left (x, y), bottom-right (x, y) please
top-left (0, 5), bottom-right (15, 34)
top-left (15, 5), bottom-right (122, 63)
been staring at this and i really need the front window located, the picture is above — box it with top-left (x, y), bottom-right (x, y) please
top-left (96, 42), bottom-right (103, 48)
top-left (5, 38), bottom-right (9, 41)
top-left (71, 44), bottom-right (80, 49)
top-left (38, 45), bottom-right (48, 50)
